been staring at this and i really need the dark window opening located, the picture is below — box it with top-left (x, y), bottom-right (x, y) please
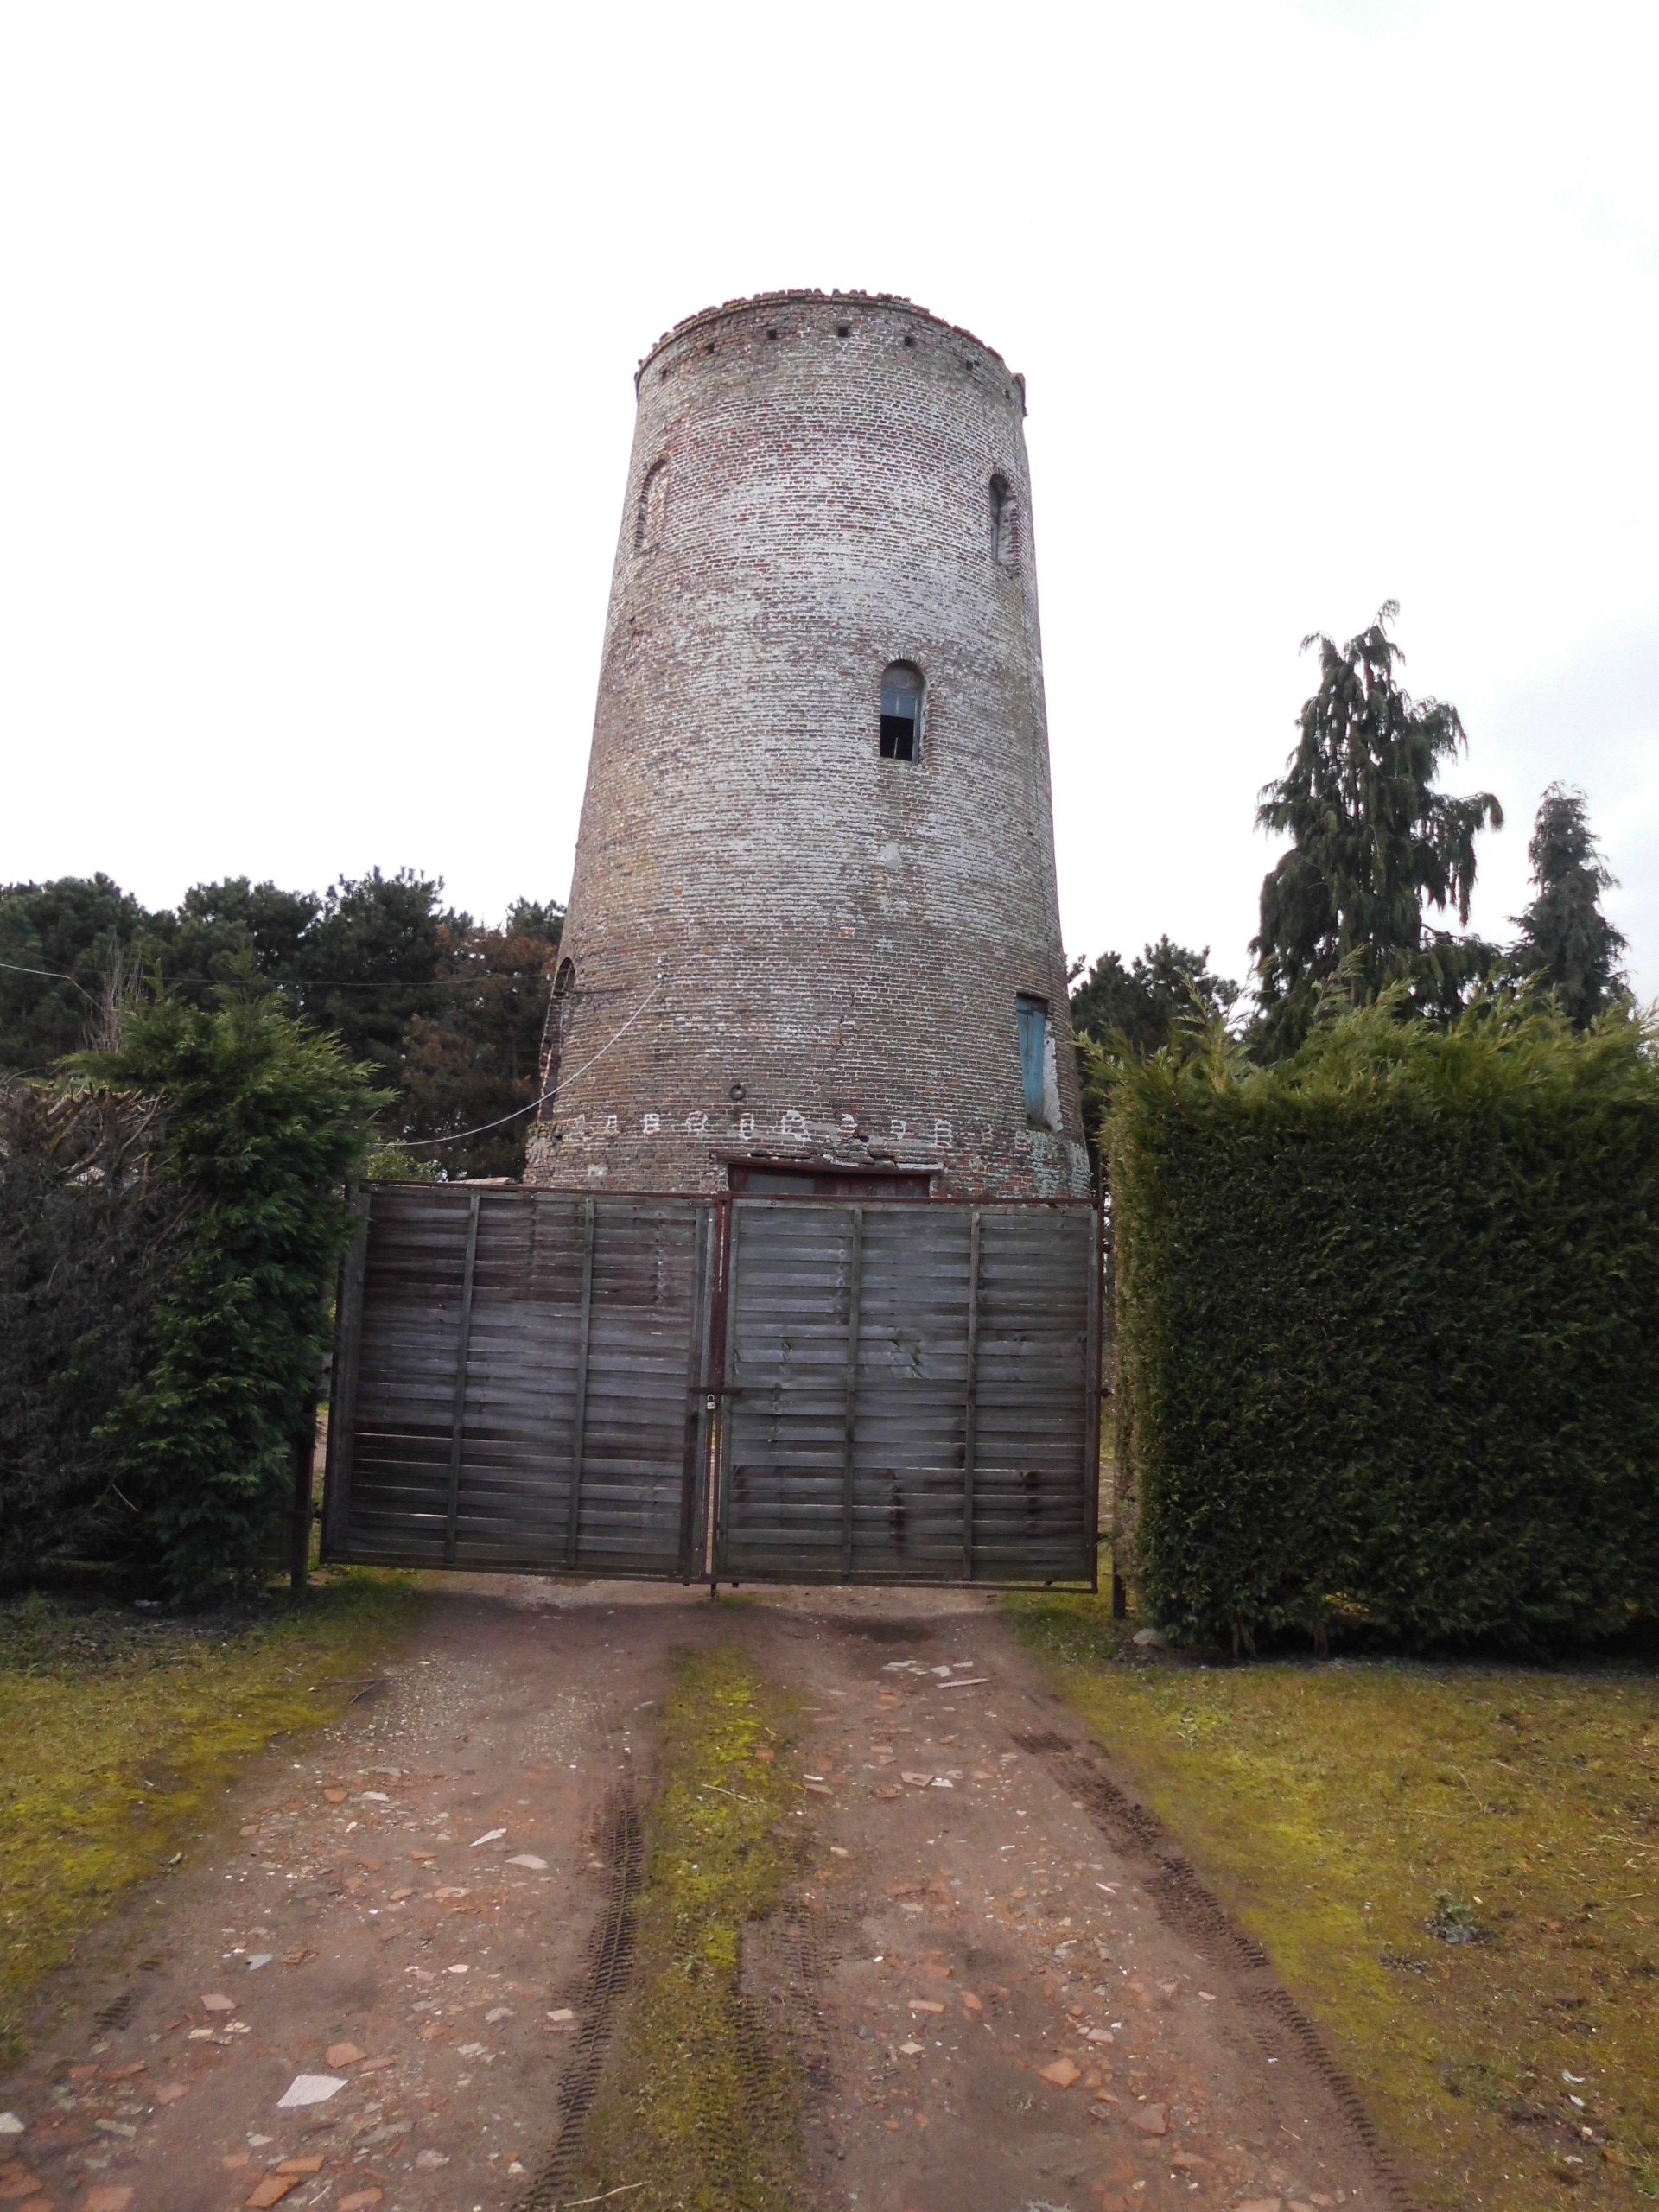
top-left (1016, 993), bottom-right (1047, 1122)
top-left (728, 1162), bottom-right (932, 1199)
top-left (990, 472), bottom-right (1019, 566)
top-left (880, 662), bottom-right (923, 762)
top-left (903, 333), bottom-right (916, 347)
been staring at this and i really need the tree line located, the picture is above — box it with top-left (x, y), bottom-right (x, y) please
top-left (0, 869), bottom-right (563, 1179)
top-left (0, 605), bottom-right (1637, 1605)
top-left (1071, 601), bottom-right (1629, 1084)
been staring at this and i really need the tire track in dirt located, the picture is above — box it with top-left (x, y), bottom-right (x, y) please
top-left (518, 1789), bottom-right (643, 2211)
top-left (732, 1588), bottom-right (1414, 2212)
top-left (1011, 1726), bottom-right (1418, 2212)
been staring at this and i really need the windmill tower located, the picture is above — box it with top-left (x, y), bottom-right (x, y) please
top-left (525, 290), bottom-right (1089, 1199)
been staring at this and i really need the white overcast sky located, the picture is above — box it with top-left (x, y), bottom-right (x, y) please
top-left (3, 1), bottom-right (1656, 1001)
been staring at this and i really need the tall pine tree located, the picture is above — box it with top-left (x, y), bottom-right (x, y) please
top-left (1251, 602), bottom-right (1502, 1058)
top-left (1510, 784), bottom-right (1626, 1026)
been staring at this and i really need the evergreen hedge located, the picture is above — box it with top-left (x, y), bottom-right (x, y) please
top-left (1106, 1001), bottom-right (1659, 1649)
top-left (0, 1084), bottom-right (190, 1582)
top-left (79, 988), bottom-right (377, 1604)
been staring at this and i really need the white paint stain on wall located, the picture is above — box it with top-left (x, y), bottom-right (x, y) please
top-left (568, 1106), bottom-right (961, 1151)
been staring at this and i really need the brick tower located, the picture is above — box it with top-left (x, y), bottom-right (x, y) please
top-left (524, 290), bottom-right (1090, 1199)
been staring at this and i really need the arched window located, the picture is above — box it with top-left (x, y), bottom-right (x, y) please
top-left (989, 473), bottom-right (1019, 567)
top-left (879, 663), bottom-right (924, 762)
top-left (538, 958), bottom-right (575, 1118)
top-left (636, 458), bottom-right (668, 551)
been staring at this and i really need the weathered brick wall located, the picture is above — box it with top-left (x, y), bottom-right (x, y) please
top-left (524, 289), bottom-right (1090, 1198)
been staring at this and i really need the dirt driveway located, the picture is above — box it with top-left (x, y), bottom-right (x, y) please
top-left (0, 1579), bottom-right (1406, 2212)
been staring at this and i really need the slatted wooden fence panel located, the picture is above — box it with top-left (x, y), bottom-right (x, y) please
top-left (324, 1185), bottom-right (1096, 1586)
top-left (717, 1198), bottom-right (1097, 1584)
top-left (322, 1185), bottom-right (711, 1577)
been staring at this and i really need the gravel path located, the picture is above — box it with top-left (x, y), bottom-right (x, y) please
top-left (0, 1578), bottom-right (1405, 2212)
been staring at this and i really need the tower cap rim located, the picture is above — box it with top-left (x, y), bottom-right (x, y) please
top-left (635, 289), bottom-right (1019, 388)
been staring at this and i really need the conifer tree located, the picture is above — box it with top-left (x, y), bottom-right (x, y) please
top-left (1250, 602), bottom-right (1503, 1058)
top-left (1070, 938), bottom-right (1238, 1057)
top-left (1068, 939), bottom-right (1239, 1174)
top-left (1510, 784), bottom-right (1627, 1026)
top-left (79, 986), bottom-right (378, 1603)
top-left (399, 901), bottom-right (563, 1177)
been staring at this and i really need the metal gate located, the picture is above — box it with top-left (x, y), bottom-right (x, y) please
top-left (321, 1185), bottom-right (1098, 1587)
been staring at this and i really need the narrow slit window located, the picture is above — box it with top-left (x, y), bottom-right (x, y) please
top-left (539, 958), bottom-right (575, 1117)
top-left (636, 458), bottom-right (668, 551)
top-left (1017, 993), bottom-right (1061, 1129)
top-left (1016, 995), bottom-right (1046, 1120)
top-left (880, 662), bottom-right (923, 761)
top-left (990, 472), bottom-right (1019, 567)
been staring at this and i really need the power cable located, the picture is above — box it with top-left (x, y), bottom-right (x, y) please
top-left (0, 952), bottom-right (644, 1159)
top-left (0, 958), bottom-right (556, 992)
top-left (0, 960), bottom-right (95, 988)
top-left (398, 980), bottom-right (664, 1150)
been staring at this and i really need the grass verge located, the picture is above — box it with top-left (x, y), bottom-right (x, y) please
top-left (0, 1568), bottom-right (419, 2057)
top-left (564, 1643), bottom-right (806, 2212)
top-left (1010, 1583), bottom-right (1659, 2212)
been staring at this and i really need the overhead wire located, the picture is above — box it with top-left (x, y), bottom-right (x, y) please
top-left (0, 952), bottom-right (646, 1160)
top-left (0, 957), bottom-right (555, 992)
top-left (398, 979), bottom-right (665, 1149)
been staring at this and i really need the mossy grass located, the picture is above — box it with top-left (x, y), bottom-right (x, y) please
top-left (0, 1567), bottom-right (419, 2056)
top-left (1010, 1578), bottom-right (1659, 2210)
top-left (565, 1643), bottom-right (806, 2212)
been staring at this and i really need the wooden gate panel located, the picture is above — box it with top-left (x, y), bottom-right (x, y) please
top-left (447, 1191), bottom-right (583, 1569)
top-left (323, 1186), bottom-right (709, 1577)
top-left (846, 1206), bottom-right (975, 1576)
top-left (969, 1206), bottom-right (1096, 1577)
top-left (326, 1186), bottom-right (1096, 1587)
top-left (718, 1198), bottom-right (1096, 1586)
top-left (572, 1200), bottom-right (709, 1573)
top-left (342, 1188), bottom-right (475, 1562)
top-left (718, 1203), bottom-right (855, 1577)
